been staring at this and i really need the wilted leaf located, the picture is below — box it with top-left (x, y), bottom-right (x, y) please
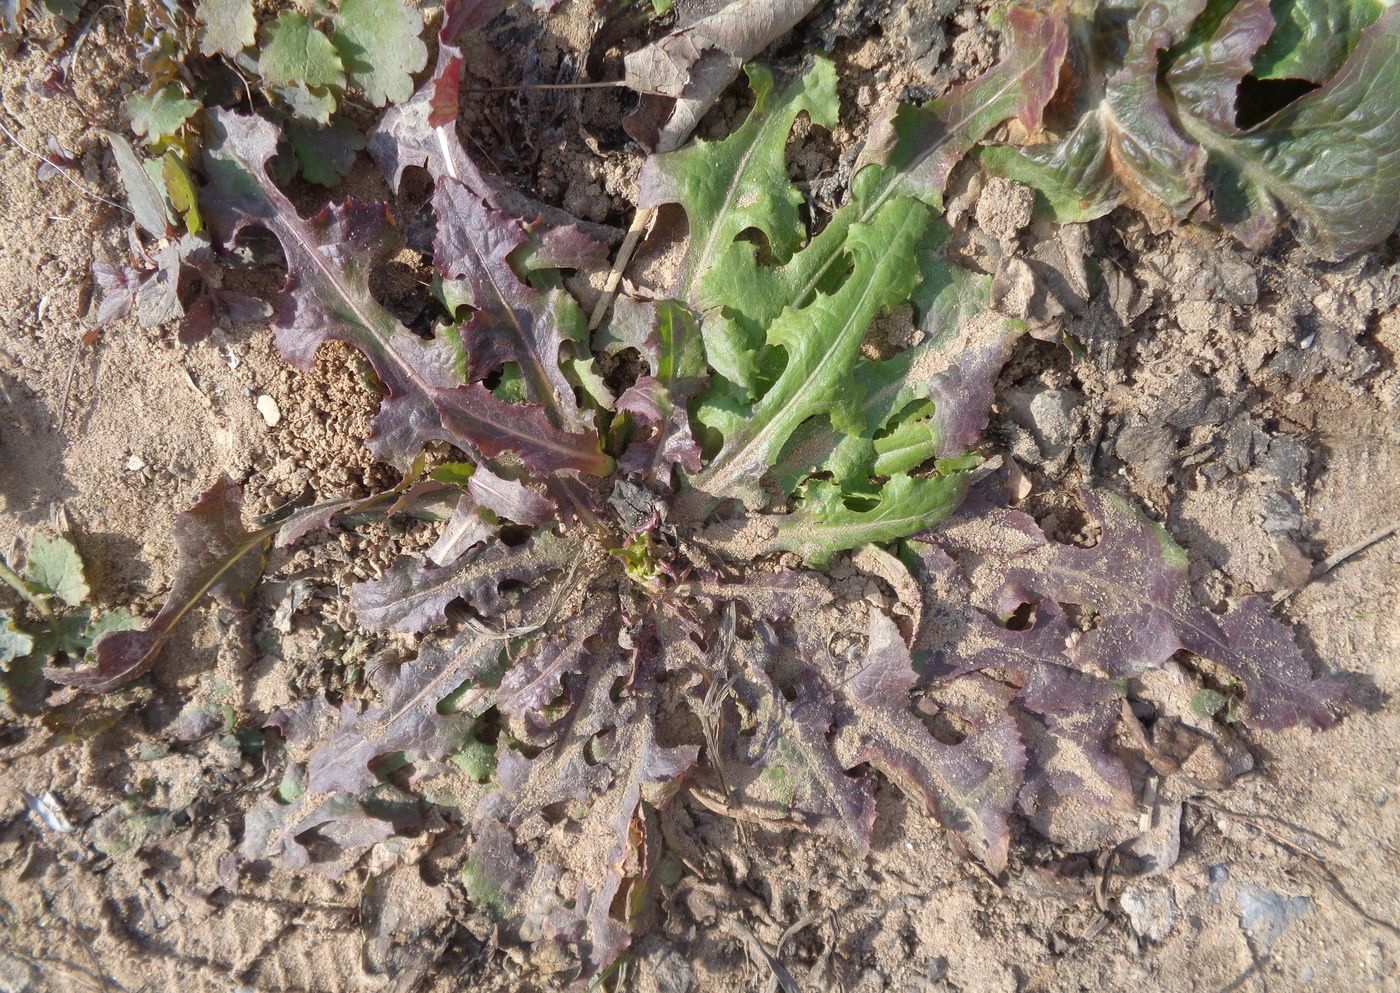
top-left (474, 667), bottom-right (697, 973)
top-left (48, 477), bottom-right (271, 692)
top-left (309, 632), bottom-right (504, 794)
top-left (242, 773), bottom-right (417, 876)
top-left (623, 0), bottom-right (824, 152)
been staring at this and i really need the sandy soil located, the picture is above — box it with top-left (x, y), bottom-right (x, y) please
top-left (1, 2), bottom-right (1398, 992)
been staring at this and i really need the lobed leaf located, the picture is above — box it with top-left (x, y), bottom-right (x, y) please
top-left (689, 194), bottom-right (930, 505)
top-left (125, 85), bottom-right (200, 146)
top-left (331, 0), bottom-right (428, 107)
top-left (432, 180), bottom-right (592, 434)
top-left (933, 488), bottom-right (1346, 732)
top-left (196, 0), bottom-right (256, 58)
top-left (831, 612), bottom-right (1025, 871)
top-left (350, 528), bottom-right (575, 634)
top-left (728, 626), bottom-right (878, 852)
top-left (200, 111), bottom-right (610, 476)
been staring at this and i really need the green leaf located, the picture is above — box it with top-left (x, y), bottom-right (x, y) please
top-left (197, 0), bottom-right (257, 57)
top-left (769, 472), bottom-right (971, 568)
top-left (0, 611), bottom-right (34, 667)
top-left (273, 84), bottom-right (339, 125)
top-left (286, 119), bottom-right (365, 186)
top-left (332, 0), bottom-right (428, 108)
top-left (688, 190), bottom-right (930, 506)
top-left (259, 11), bottom-right (346, 90)
top-left (125, 85), bottom-right (201, 146)
top-left (1190, 688), bottom-right (1227, 718)
top-left (1178, 5), bottom-right (1400, 258)
top-left (161, 152), bottom-right (204, 235)
top-left (84, 609), bottom-right (141, 647)
top-left (429, 462), bottom-right (476, 487)
top-left (25, 534), bottom-right (88, 608)
top-left (1253, 0), bottom-right (1389, 81)
top-left (638, 60), bottom-right (840, 319)
top-left (41, 0), bottom-right (80, 21)
top-left (977, 127), bottom-right (1121, 223)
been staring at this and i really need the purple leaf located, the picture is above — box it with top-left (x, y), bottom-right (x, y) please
top-left (426, 494), bottom-right (499, 567)
top-left (351, 529), bottom-right (573, 634)
top-left (614, 300), bottom-right (707, 488)
top-left (200, 110), bottom-right (610, 477)
top-left (308, 632), bottom-right (504, 794)
top-left (467, 464), bottom-right (555, 526)
top-left (36, 136), bottom-right (79, 181)
top-left (931, 488), bottom-right (1345, 731)
top-left (91, 261), bottom-right (140, 325)
top-left (831, 612), bottom-right (1025, 872)
top-left (432, 179), bottom-right (591, 433)
top-left (242, 773), bottom-right (416, 877)
top-left (48, 477), bottom-right (270, 692)
top-left (495, 633), bottom-right (594, 719)
top-left (1165, 0), bottom-right (1276, 130)
top-left (474, 658), bottom-right (696, 976)
top-left (730, 627), bottom-right (877, 853)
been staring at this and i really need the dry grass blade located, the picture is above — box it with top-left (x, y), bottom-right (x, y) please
top-left (1189, 796), bottom-right (1400, 939)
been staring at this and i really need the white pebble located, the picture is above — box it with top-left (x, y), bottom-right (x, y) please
top-left (256, 394), bottom-right (282, 427)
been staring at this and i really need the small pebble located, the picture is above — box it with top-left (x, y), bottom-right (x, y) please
top-left (257, 394), bottom-right (282, 427)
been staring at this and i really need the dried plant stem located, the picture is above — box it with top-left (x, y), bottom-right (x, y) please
top-left (0, 116), bottom-right (129, 215)
top-left (1190, 796), bottom-right (1400, 938)
top-left (461, 80), bottom-right (630, 93)
top-left (588, 206), bottom-right (655, 331)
